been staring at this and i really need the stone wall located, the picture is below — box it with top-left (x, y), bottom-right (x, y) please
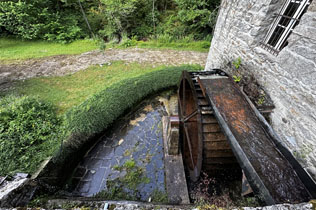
top-left (205, 0), bottom-right (316, 180)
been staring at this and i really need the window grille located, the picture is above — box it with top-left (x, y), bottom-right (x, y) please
top-left (261, 0), bottom-right (312, 55)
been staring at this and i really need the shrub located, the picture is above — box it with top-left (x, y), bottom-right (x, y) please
top-left (0, 96), bottom-right (61, 175)
top-left (97, 0), bottom-right (159, 40)
top-left (0, 0), bottom-right (85, 43)
top-left (174, 0), bottom-right (220, 39)
top-left (156, 12), bottom-right (187, 39)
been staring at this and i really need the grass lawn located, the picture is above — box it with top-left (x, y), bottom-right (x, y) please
top-left (6, 62), bottom-right (202, 114)
top-left (110, 38), bottom-right (211, 52)
top-left (0, 38), bottom-right (98, 63)
top-left (0, 36), bottom-right (210, 63)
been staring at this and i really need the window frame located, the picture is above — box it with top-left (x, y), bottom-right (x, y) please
top-left (262, 0), bottom-right (311, 55)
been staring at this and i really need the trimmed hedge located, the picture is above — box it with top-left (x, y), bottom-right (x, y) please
top-left (63, 65), bottom-right (199, 143)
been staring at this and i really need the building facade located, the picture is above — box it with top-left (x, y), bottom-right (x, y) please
top-left (205, 0), bottom-right (316, 180)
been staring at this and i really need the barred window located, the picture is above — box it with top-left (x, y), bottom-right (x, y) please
top-left (261, 0), bottom-right (312, 55)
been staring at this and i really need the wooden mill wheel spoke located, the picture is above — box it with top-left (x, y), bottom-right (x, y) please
top-left (178, 71), bottom-right (203, 182)
top-left (183, 110), bottom-right (198, 123)
top-left (183, 124), bottom-right (195, 171)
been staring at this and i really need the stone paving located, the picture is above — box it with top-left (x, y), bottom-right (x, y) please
top-left (25, 199), bottom-right (315, 210)
top-left (68, 97), bottom-right (168, 201)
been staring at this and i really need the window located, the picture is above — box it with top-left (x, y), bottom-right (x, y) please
top-left (261, 0), bottom-right (312, 55)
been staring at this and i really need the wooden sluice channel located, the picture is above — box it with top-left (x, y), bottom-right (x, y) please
top-left (178, 70), bottom-right (316, 205)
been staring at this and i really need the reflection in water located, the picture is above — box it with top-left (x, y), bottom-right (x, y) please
top-left (68, 96), bottom-right (170, 201)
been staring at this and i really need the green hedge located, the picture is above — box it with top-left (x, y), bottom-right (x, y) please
top-left (63, 66), bottom-right (199, 146)
top-left (0, 96), bottom-right (61, 176)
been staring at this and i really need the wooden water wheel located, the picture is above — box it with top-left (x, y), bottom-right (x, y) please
top-left (178, 70), bottom-right (241, 182)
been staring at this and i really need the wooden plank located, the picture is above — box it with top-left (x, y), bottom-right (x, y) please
top-left (203, 124), bottom-right (221, 133)
top-left (199, 76), bottom-right (313, 204)
top-left (203, 163), bottom-right (240, 170)
top-left (204, 141), bottom-right (231, 150)
top-left (204, 149), bottom-right (235, 158)
top-left (198, 99), bottom-right (208, 106)
top-left (203, 157), bottom-right (238, 164)
top-left (197, 93), bottom-right (204, 98)
top-left (202, 115), bottom-right (218, 124)
top-left (203, 133), bottom-right (227, 142)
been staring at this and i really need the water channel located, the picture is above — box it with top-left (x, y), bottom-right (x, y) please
top-left (66, 92), bottom-right (178, 202)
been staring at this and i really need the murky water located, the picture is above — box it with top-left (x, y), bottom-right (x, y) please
top-left (67, 95), bottom-right (173, 201)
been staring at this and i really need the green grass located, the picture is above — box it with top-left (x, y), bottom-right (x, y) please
top-left (133, 39), bottom-right (210, 52)
top-left (105, 36), bottom-right (211, 52)
top-left (0, 38), bottom-right (98, 63)
top-left (7, 62), bottom-right (201, 114)
top-left (0, 36), bottom-right (209, 63)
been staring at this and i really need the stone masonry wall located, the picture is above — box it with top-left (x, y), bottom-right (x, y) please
top-left (205, 0), bottom-right (316, 180)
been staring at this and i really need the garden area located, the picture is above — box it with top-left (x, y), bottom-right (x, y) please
top-left (0, 0), bottom-right (220, 178)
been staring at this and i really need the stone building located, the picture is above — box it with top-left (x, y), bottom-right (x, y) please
top-left (205, 0), bottom-right (316, 181)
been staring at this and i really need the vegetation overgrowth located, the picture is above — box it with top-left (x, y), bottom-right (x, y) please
top-left (0, 65), bottom-right (201, 176)
top-left (95, 159), bottom-right (151, 200)
top-left (0, 0), bottom-right (220, 43)
top-left (0, 96), bottom-right (61, 175)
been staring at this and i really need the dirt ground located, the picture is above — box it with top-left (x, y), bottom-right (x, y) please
top-left (0, 48), bottom-right (208, 89)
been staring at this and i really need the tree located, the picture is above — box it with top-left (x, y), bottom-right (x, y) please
top-left (0, 0), bottom-right (85, 42)
top-left (99, 0), bottom-right (155, 40)
top-left (174, 0), bottom-right (220, 39)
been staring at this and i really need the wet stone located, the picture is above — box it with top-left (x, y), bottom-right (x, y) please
top-left (152, 156), bottom-right (164, 169)
top-left (108, 171), bottom-right (121, 180)
top-left (68, 178), bottom-right (80, 191)
top-left (68, 95), bottom-right (172, 201)
top-left (109, 158), bottom-right (120, 168)
top-left (97, 146), bottom-right (114, 159)
top-left (82, 170), bottom-right (96, 181)
top-left (114, 145), bottom-right (125, 156)
top-left (146, 171), bottom-right (156, 182)
top-left (87, 158), bottom-right (103, 170)
top-left (101, 159), bottom-right (111, 168)
top-left (105, 138), bottom-right (115, 147)
top-left (88, 143), bottom-right (103, 157)
top-left (75, 181), bottom-right (91, 194)
top-left (157, 170), bottom-right (165, 185)
top-left (73, 167), bottom-right (86, 178)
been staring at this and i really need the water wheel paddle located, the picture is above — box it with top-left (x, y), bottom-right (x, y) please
top-left (178, 70), bottom-right (240, 182)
